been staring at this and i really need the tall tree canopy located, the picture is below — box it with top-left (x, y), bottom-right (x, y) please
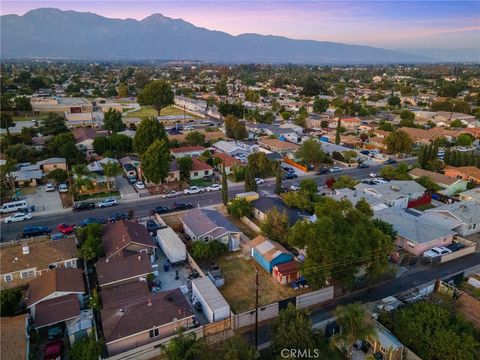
top-left (137, 80), bottom-right (174, 115)
top-left (103, 108), bottom-right (124, 134)
top-left (140, 139), bottom-right (171, 184)
top-left (224, 115), bottom-right (247, 139)
top-left (384, 130), bottom-right (413, 155)
top-left (296, 138), bottom-right (329, 168)
top-left (133, 117), bottom-right (167, 155)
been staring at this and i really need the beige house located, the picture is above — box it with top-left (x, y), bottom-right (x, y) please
top-left (36, 158), bottom-right (67, 174)
top-left (31, 97), bottom-right (93, 114)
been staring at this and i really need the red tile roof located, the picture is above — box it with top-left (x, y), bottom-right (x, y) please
top-left (274, 261), bottom-right (300, 275)
top-left (212, 152), bottom-right (242, 167)
top-left (191, 158), bottom-right (213, 172)
top-left (170, 146), bottom-right (205, 154)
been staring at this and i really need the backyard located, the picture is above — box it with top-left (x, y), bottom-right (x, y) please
top-left (217, 255), bottom-right (306, 313)
top-left (124, 105), bottom-right (201, 119)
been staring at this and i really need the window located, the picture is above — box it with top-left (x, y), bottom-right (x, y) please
top-left (4, 274), bottom-right (13, 282)
top-left (64, 260), bottom-right (76, 268)
top-left (204, 170), bottom-right (209, 175)
top-left (194, 172), bottom-right (198, 176)
top-left (149, 328), bottom-right (159, 338)
top-left (20, 270), bottom-right (35, 279)
top-left (473, 223), bottom-right (477, 230)
top-left (380, 346), bottom-right (386, 354)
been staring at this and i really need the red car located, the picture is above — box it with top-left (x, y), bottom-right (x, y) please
top-left (44, 340), bottom-right (63, 360)
top-left (57, 223), bottom-right (74, 234)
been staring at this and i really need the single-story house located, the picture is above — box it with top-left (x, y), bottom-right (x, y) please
top-left (72, 128), bottom-right (108, 158)
top-left (355, 181), bottom-right (427, 209)
top-left (444, 166), bottom-right (480, 184)
top-left (101, 220), bottom-right (156, 259)
top-left (11, 164), bottom-right (43, 187)
top-left (0, 238), bottom-right (78, 289)
top-left (408, 168), bottom-right (467, 196)
top-left (100, 282), bottom-right (194, 356)
top-left (252, 196), bottom-right (313, 225)
top-left (170, 146), bottom-right (206, 159)
top-left (95, 253), bottom-right (153, 288)
top-left (458, 188), bottom-right (480, 203)
top-left (212, 152), bottom-right (243, 175)
top-left (251, 235), bottom-right (294, 273)
top-left (36, 158), bottom-right (67, 174)
top-left (258, 137), bottom-right (299, 155)
top-left (212, 140), bottom-right (255, 157)
top-left (181, 208), bottom-right (241, 251)
top-left (190, 158), bottom-right (214, 180)
top-left (423, 201), bottom-right (480, 237)
top-left (374, 207), bottom-right (455, 256)
top-left (272, 261), bottom-right (301, 285)
top-left (0, 314), bottom-right (29, 360)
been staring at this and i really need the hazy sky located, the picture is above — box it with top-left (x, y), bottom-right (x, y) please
top-left (2, 1), bottom-right (479, 49)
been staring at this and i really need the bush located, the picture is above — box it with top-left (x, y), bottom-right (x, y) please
top-left (191, 240), bottom-right (228, 261)
top-left (332, 151), bottom-right (345, 162)
top-left (227, 197), bottom-right (253, 218)
top-left (0, 288), bottom-right (22, 316)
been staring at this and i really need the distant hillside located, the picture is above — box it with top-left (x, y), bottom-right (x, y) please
top-left (1, 8), bottom-right (434, 64)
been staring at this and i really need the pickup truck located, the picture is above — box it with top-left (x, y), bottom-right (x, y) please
top-left (184, 186), bottom-right (204, 195)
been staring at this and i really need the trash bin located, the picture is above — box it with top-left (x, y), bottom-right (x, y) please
top-left (30, 205), bottom-right (35, 212)
top-left (163, 263), bottom-right (170, 272)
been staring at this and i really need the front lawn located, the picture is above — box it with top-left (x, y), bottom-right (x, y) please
top-left (189, 179), bottom-right (214, 188)
top-left (75, 190), bottom-right (120, 201)
top-left (124, 105), bottom-right (200, 119)
top-left (12, 114), bottom-right (50, 122)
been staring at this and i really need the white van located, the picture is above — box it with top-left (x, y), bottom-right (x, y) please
top-left (0, 201), bottom-right (28, 214)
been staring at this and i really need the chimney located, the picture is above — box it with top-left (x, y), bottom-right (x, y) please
top-left (147, 298), bottom-right (152, 307)
top-left (22, 245), bottom-right (30, 255)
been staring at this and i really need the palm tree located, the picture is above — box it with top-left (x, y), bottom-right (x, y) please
top-left (102, 161), bottom-right (122, 195)
top-left (71, 164), bottom-right (93, 195)
top-left (331, 302), bottom-right (376, 359)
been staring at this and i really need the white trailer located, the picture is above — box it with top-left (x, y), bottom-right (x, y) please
top-left (156, 227), bottom-right (187, 264)
top-left (191, 277), bottom-right (230, 323)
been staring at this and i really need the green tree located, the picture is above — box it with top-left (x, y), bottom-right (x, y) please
top-left (260, 207), bottom-right (290, 244)
top-left (117, 82), bottom-right (129, 98)
top-left (378, 120), bottom-right (394, 132)
top-left (133, 117), bottom-right (168, 155)
top-left (69, 333), bottom-right (103, 360)
top-left (332, 175), bottom-right (358, 190)
top-left (47, 168), bottom-right (68, 184)
top-left (379, 163), bottom-right (411, 180)
top-left (335, 119), bottom-right (342, 145)
top-left (177, 156), bottom-right (193, 181)
top-left (321, 120), bottom-right (330, 128)
top-left (372, 218), bottom-right (397, 240)
top-left (141, 139), bottom-right (171, 184)
top-left (102, 161), bottom-right (122, 194)
top-left (300, 178), bottom-right (318, 194)
top-left (227, 197), bottom-right (253, 218)
top-left (313, 98), bottom-right (330, 113)
top-left (185, 131), bottom-right (205, 146)
top-left (109, 134), bottom-right (133, 156)
top-left (271, 304), bottom-right (317, 356)
top-left (247, 152), bottom-right (274, 177)
top-left (332, 303), bottom-right (376, 359)
top-left (384, 130), bottom-right (412, 154)
top-left (449, 119), bottom-right (464, 128)
top-left (355, 198), bottom-right (373, 217)
top-left (275, 165), bottom-right (282, 195)
top-left (137, 80), bottom-right (174, 115)
top-left (221, 335), bottom-right (258, 360)
top-left (77, 224), bottom-right (104, 262)
top-left (103, 108), bottom-right (124, 134)
top-left (92, 136), bottom-right (111, 155)
top-left (456, 133), bottom-right (473, 147)
top-left (415, 176), bottom-right (441, 192)
top-left (244, 166), bottom-right (257, 192)
top-left (225, 115), bottom-right (247, 140)
top-left (14, 96), bottom-right (32, 111)
top-left (46, 132), bottom-right (85, 165)
top-left (163, 330), bottom-right (209, 360)
top-left (221, 166), bottom-right (228, 205)
top-left (296, 138), bottom-right (328, 168)
top-left (0, 288), bottom-right (22, 316)
top-left (0, 112), bottom-right (15, 136)
top-left (215, 79), bottom-right (229, 96)
top-left (39, 113), bottom-right (68, 136)
top-left (134, 70), bottom-right (150, 90)
top-left (400, 109), bottom-right (415, 121)
top-left (387, 96), bottom-right (401, 108)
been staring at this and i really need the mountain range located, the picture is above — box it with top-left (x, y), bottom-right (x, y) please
top-left (0, 8), bottom-right (475, 63)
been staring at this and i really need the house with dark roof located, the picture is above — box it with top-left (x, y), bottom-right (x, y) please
top-left (408, 168), bottom-right (467, 196)
top-left (101, 220), bottom-right (156, 259)
top-left (95, 253), bottom-right (153, 288)
top-left (252, 196), bottom-right (312, 225)
top-left (251, 235), bottom-right (294, 273)
top-left (100, 282), bottom-right (194, 356)
top-left (0, 314), bottom-right (29, 360)
top-left (180, 208), bottom-right (241, 251)
top-left (26, 268), bottom-right (86, 330)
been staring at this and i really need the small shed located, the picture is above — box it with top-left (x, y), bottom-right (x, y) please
top-left (191, 277), bottom-right (230, 323)
top-left (156, 227), bottom-right (187, 264)
top-left (251, 235), bottom-right (293, 273)
top-left (272, 261), bottom-right (301, 285)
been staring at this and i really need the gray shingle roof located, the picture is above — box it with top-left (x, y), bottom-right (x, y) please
top-left (252, 196), bottom-right (311, 225)
top-left (181, 208), bottom-right (240, 237)
top-left (426, 201), bottom-right (480, 226)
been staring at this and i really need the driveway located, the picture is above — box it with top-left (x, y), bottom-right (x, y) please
top-left (116, 175), bottom-right (138, 200)
top-left (22, 186), bottom-right (63, 215)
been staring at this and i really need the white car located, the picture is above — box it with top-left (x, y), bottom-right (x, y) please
top-left (423, 247), bottom-right (452, 258)
top-left (162, 190), bottom-right (181, 198)
top-left (329, 167), bottom-right (341, 173)
top-left (45, 183), bottom-right (55, 192)
top-left (58, 183), bottom-right (68, 193)
top-left (97, 198), bottom-right (118, 208)
top-left (206, 184), bottom-right (222, 192)
top-left (4, 212), bottom-right (33, 223)
top-left (135, 181), bottom-right (146, 190)
top-left (184, 186), bottom-right (204, 195)
top-left (369, 172), bottom-right (379, 178)
top-left (290, 183), bottom-right (300, 191)
top-left (371, 178), bottom-right (388, 184)
top-left (255, 178), bottom-right (265, 185)
top-left (183, 125), bottom-right (195, 131)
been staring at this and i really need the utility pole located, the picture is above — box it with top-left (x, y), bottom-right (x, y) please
top-left (255, 269), bottom-right (259, 349)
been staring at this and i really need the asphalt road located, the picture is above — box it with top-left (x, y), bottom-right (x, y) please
top-left (0, 160), bottom-right (415, 241)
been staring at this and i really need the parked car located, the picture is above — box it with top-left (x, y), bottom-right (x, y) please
top-left (58, 183), bottom-right (68, 193)
top-left (4, 212), bottom-right (32, 223)
top-left (146, 220), bottom-right (161, 233)
top-left (57, 223), bottom-right (75, 234)
top-left (22, 226), bottom-right (50, 238)
top-left (152, 206), bottom-right (171, 214)
top-left (51, 232), bottom-right (65, 241)
top-left (290, 183), bottom-right (300, 191)
top-left (358, 162), bottom-right (369, 168)
top-left (255, 178), bottom-right (265, 185)
top-left (97, 198), bottom-right (118, 208)
top-left (369, 172), bottom-right (379, 178)
top-left (384, 158), bottom-right (397, 165)
top-left (282, 173), bottom-right (298, 180)
top-left (206, 184), bottom-right (222, 191)
top-left (135, 181), bottom-right (146, 190)
top-left (282, 166), bottom-right (295, 174)
top-left (44, 340), bottom-right (63, 360)
top-left (79, 217), bottom-right (105, 227)
top-left (108, 213), bottom-right (128, 223)
top-left (45, 183), bottom-right (55, 192)
top-left (73, 202), bottom-right (95, 211)
top-left (329, 167), bottom-right (342, 173)
top-left (423, 246), bottom-right (452, 258)
top-left (127, 175), bottom-right (137, 184)
top-left (47, 325), bottom-right (64, 340)
top-left (447, 242), bottom-right (465, 252)
top-left (371, 178), bottom-right (388, 184)
top-left (184, 186), bottom-right (204, 195)
top-left (317, 168), bottom-right (329, 175)
top-left (173, 202), bottom-right (193, 211)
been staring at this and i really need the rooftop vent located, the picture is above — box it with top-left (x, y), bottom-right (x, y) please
top-left (391, 185), bottom-right (401, 192)
top-left (22, 245), bottom-right (30, 255)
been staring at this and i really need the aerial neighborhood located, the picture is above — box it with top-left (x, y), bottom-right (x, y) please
top-left (1, 10), bottom-right (480, 360)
